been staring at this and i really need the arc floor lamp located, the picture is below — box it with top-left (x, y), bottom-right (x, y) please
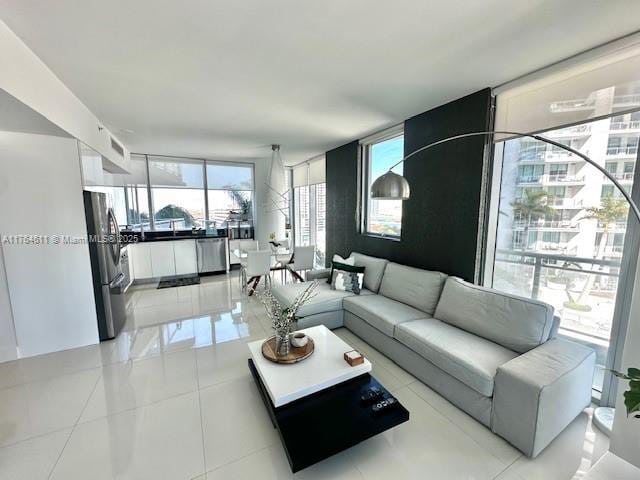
top-left (371, 130), bottom-right (640, 222)
top-left (370, 129), bottom-right (640, 435)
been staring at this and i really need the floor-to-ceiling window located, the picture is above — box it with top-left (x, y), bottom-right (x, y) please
top-left (292, 156), bottom-right (326, 267)
top-left (492, 119), bottom-right (638, 393)
top-left (148, 156), bottom-right (206, 230)
top-left (487, 48), bottom-right (640, 401)
top-left (206, 162), bottom-right (254, 226)
top-left (123, 155), bottom-right (152, 230)
top-left (87, 154), bottom-right (255, 232)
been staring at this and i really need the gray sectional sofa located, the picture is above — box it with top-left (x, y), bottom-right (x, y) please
top-left (272, 252), bottom-right (596, 458)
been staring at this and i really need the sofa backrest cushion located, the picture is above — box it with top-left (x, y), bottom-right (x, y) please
top-left (379, 263), bottom-right (447, 315)
top-left (351, 252), bottom-right (389, 293)
top-left (434, 277), bottom-right (555, 353)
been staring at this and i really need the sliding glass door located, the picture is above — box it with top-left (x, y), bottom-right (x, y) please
top-left (489, 115), bottom-right (639, 395)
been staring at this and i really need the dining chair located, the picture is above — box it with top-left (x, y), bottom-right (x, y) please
top-left (273, 238), bottom-right (292, 284)
top-left (286, 245), bottom-right (315, 283)
top-left (238, 240), bottom-right (259, 288)
top-left (244, 250), bottom-right (272, 295)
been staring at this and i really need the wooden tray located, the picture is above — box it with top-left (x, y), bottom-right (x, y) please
top-left (262, 335), bottom-right (315, 364)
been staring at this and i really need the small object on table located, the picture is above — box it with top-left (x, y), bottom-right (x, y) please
top-left (344, 350), bottom-right (364, 366)
top-left (290, 332), bottom-right (308, 348)
top-left (261, 335), bottom-right (315, 364)
top-left (372, 396), bottom-right (398, 415)
top-left (360, 386), bottom-right (383, 404)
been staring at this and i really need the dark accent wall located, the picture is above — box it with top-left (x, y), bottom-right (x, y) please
top-left (325, 88), bottom-right (493, 282)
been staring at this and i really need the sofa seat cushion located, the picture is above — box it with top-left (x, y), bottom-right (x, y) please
top-left (395, 318), bottom-right (519, 397)
top-left (343, 294), bottom-right (430, 337)
top-left (434, 277), bottom-right (555, 354)
top-left (271, 281), bottom-right (373, 318)
top-left (379, 263), bottom-right (447, 315)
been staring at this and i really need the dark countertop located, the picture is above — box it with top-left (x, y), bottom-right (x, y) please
top-left (121, 230), bottom-right (228, 244)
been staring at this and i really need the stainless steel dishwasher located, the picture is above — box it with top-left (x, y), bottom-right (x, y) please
top-left (196, 237), bottom-right (229, 273)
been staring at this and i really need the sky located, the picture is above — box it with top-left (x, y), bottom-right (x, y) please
top-left (370, 136), bottom-right (404, 180)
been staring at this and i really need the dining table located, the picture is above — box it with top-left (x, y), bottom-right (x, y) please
top-left (231, 247), bottom-right (304, 294)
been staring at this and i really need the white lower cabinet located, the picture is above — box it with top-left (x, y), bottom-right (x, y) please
top-left (129, 239), bottom-right (198, 280)
top-left (174, 240), bottom-right (197, 275)
top-left (129, 243), bottom-right (153, 279)
top-left (149, 242), bottom-right (176, 278)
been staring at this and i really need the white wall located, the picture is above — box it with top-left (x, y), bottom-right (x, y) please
top-left (610, 254), bottom-right (640, 468)
top-left (0, 131), bottom-right (99, 358)
top-left (0, 245), bottom-right (17, 362)
top-left (0, 20), bottom-right (130, 172)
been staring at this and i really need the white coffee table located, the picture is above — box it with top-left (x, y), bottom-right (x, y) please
top-left (247, 324), bottom-right (372, 407)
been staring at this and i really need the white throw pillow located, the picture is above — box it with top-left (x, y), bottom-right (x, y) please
top-left (332, 254), bottom-right (354, 265)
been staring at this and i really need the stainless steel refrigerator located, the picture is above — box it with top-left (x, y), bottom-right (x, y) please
top-left (83, 191), bottom-right (127, 340)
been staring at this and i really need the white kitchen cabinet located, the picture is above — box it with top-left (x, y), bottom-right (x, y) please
top-left (149, 242), bottom-right (176, 278)
top-left (129, 243), bottom-right (153, 279)
top-left (174, 240), bottom-right (197, 275)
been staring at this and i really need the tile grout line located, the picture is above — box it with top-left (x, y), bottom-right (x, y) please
top-left (491, 455), bottom-right (522, 479)
top-left (47, 370), bottom-right (103, 480)
top-left (74, 350), bottom-right (203, 426)
top-left (194, 445), bottom-right (274, 479)
top-left (405, 381), bottom-right (523, 468)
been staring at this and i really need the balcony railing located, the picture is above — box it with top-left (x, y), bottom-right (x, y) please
top-left (613, 94), bottom-right (640, 108)
top-left (516, 175), bottom-right (543, 184)
top-left (513, 220), bottom-right (579, 230)
top-left (545, 174), bottom-right (585, 183)
top-left (494, 249), bottom-right (622, 341)
top-left (610, 121), bottom-right (640, 131)
top-left (516, 174), bottom-right (585, 184)
top-left (597, 245), bottom-right (624, 256)
top-left (549, 197), bottom-right (583, 208)
top-left (597, 220), bottom-right (628, 230)
top-left (606, 146), bottom-right (638, 156)
top-left (547, 124), bottom-right (592, 136)
top-left (603, 172), bottom-right (634, 182)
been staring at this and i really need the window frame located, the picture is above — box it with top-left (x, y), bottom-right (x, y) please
top-left (359, 125), bottom-right (405, 240)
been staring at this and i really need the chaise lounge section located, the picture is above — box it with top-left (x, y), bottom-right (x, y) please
top-left (272, 252), bottom-right (596, 458)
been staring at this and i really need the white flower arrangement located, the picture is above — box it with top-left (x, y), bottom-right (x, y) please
top-left (256, 281), bottom-right (318, 335)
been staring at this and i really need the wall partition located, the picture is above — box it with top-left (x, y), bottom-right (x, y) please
top-left (485, 36), bottom-right (640, 402)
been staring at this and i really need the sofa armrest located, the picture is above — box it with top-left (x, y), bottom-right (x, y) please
top-left (306, 268), bottom-right (331, 281)
top-left (491, 338), bottom-right (595, 457)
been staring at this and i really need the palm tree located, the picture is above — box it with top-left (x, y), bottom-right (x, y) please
top-left (511, 190), bottom-right (555, 250)
top-left (571, 195), bottom-right (628, 306)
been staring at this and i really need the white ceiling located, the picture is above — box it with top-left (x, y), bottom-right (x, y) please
top-left (1, 1), bottom-right (640, 165)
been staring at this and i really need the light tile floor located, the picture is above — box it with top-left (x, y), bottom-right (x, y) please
top-left (0, 273), bottom-right (608, 480)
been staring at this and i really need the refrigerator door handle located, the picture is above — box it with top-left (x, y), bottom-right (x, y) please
top-left (107, 208), bottom-right (121, 266)
top-left (109, 272), bottom-right (125, 288)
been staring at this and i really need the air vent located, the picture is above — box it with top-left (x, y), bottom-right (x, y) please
top-left (110, 137), bottom-right (124, 157)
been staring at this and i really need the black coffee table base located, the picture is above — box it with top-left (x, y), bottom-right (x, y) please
top-left (248, 358), bottom-right (409, 473)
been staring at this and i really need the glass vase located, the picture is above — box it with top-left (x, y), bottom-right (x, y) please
top-left (275, 328), bottom-right (290, 357)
